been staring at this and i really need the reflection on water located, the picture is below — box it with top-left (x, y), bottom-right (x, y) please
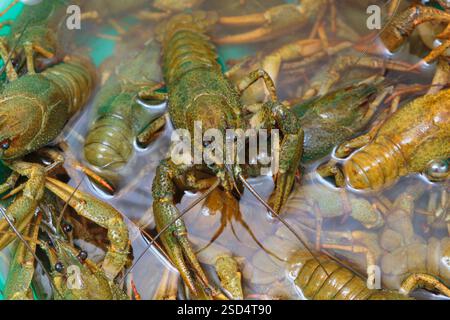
top-left (0, 0), bottom-right (448, 300)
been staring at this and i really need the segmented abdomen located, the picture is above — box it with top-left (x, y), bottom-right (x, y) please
top-left (343, 89), bottom-right (450, 191)
top-left (343, 136), bottom-right (407, 190)
top-left (84, 91), bottom-right (135, 170)
top-left (43, 58), bottom-right (96, 116)
top-left (294, 255), bottom-right (406, 300)
top-left (161, 13), bottom-right (242, 132)
top-left (162, 22), bottom-right (221, 87)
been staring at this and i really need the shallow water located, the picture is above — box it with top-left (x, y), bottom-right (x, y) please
top-left (0, 0), bottom-right (449, 300)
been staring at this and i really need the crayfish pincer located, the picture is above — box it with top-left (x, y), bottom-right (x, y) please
top-left (150, 11), bottom-right (304, 298)
top-left (0, 57), bottom-right (129, 281)
top-left (319, 88), bottom-right (450, 191)
top-left (4, 214), bottom-right (129, 300)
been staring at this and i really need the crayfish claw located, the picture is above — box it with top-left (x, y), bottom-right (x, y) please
top-left (44, 177), bottom-right (129, 280)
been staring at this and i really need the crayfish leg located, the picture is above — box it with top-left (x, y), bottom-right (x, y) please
top-left (236, 69), bottom-right (277, 102)
top-left (152, 159), bottom-right (215, 299)
top-left (268, 130), bottom-right (304, 214)
top-left (400, 273), bottom-right (450, 297)
top-left (256, 102), bottom-right (304, 214)
top-left (44, 177), bottom-right (130, 280)
top-left (137, 115), bottom-right (167, 147)
top-left (316, 161), bottom-right (346, 188)
top-left (215, 2), bottom-right (323, 44)
top-left (0, 38), bottom-right (18, 80)
top-left (0, 162), bottom-right (46, 250)
top-left (23, 42), bottom-right (55, 74)
top-left (380, 5), bottom-right (450, 52)
top-left (215, 255), bottom-right (244, 300)
top-left (312, 56), bottom-right (413, 97)
top-left (3, 213), bottom-right (42, 300)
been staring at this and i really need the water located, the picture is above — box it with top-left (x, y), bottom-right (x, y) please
top-left (0, 0), bottom-right (449, 300)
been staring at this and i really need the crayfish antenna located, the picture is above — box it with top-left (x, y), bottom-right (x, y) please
top-left (0, 20), bottom-right (30, 80)
top-left (231, 211), bottom-right (283, 261)
top-left (71, 161), bottom-right (115, 193)
top-left (0, 0), bottom-right (19, 19)
top-left (0, 208), bottom-right (63, 298)
top-left (195, 189), bottom-right (283, 262)
top-left (1, 183), bottom-right (24, 200)
top-left (55, 176), bottom-right (84, 232)
top-left (225, 164), bottom-right (242, 197)
top-left (295, 222), bottom-right (367, 279)
top-left (120, 178), bottom-right (221, 285)
top-left (237, 173), bottom-right (330, 276)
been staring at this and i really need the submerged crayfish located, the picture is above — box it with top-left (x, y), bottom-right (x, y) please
top-left (4, 212), bottom-right (128, 300)
top-left (0, 0), bottom-right (130, 280)
top-left (291, 82), bottom-right (390, 164)
top-left (146, 11), bottom-right (304, 298)
top-left (289, 250), bottom-right (438, 300)
top-left (84, 40), bottom-right (165, 189)
top-left (319, 88), bottom-right (450, 191)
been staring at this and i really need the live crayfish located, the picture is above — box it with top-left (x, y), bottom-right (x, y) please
top-left (376, 182), bottom-right (450, 293)
top-left (380, 236), bottom-right (450, 294)
top-left (221, 1), bottom-right (416, 104)
top-left (82, 0), bottom-right (334, 187)
top-left (80, 0), bottom-right (207, 28)
top-left (3, 213), bottom-right (129, 300)
top-left (284, 182), bottom-right (384, 231)
top-left (318, 87), bottom-right (450, 191)
top-left (3, 0), bottom-right (450, 301)
top-left (83, 40), bottom-right (166, 189)
top-left (242, 177), bottom-right (449, 299)
top-left (39, 229), bottom-right (129, 300)
top-left (288, 249), bottom-right (445, 300)
top-left (0, 0), bottom-right (69, 75)
top-left (353, 2), bottom-right (450, 79)
top-left (290, 81), bottom-right (391, 164)
top-left (0, 0), bottom-right (130, 281)
top-left (242, 216), bottom-right (439, 300)
top-left (379, 3), bottom-right (450, 61)
top-left (290, 179), bottom-right (450, 297)
top-left (213, 0), bottom-right (326, 45)
top-left (145, 11), bottom-right (305, 298)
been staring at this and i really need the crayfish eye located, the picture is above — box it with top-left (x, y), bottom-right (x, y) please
top-left (78, 250), bottom-right (88, 262)
top-left (62, 223), bottom-right (73, 233)
top-left (54, 262), bottom-right (64, 273)
top-left (0, 138), bottom-right (10, 150)
top-left (425, 159), bottom-right (449, 182)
